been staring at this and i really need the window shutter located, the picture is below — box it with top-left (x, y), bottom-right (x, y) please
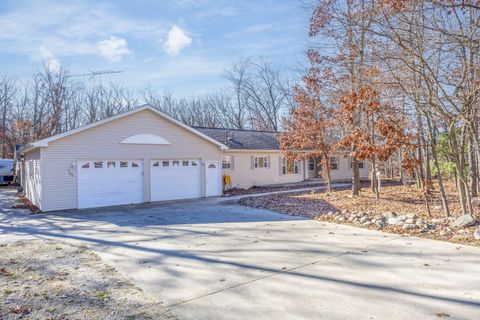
top-left (267, 156), bottom-right (271, 169)
top-left (231, 155), bottom-right (235, 170)
top-left (279, 156), bottom-right (284, 175)
top-left (251, 156), bottom-right (254, 169)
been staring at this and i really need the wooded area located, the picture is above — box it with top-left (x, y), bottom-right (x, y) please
top-left (0, 58), bottom-right (293, 159)
top-left (280, 0), bottom-right (480, 217)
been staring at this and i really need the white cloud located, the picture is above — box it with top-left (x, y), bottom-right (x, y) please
top-left (0, 1), bottom-right (163, 61)
top-left (164, 25), bottom-right (192, 57)
top-left (38, 46), bottom-right (61, 72)
top-left (98, 37), bottom-right (130, 62)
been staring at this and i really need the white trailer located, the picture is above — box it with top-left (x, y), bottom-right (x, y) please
top-left (0, 159), bottom-right (14, 184)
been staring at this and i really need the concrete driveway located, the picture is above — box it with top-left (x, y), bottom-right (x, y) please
top-left (1, 188), bottom-right (479, 320)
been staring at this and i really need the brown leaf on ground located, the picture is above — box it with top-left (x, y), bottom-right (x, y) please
top-left (240, 181), bottom-right (479, 247)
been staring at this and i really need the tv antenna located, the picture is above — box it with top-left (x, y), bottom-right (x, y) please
top-left (68, 70), bottom-right (124, 79)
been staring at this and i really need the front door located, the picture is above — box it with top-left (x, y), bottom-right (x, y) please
top-left (205, 161), bottom-right (221, 197)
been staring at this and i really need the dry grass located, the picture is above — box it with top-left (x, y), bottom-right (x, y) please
top-left (0, 240), bottom-right (177, 320)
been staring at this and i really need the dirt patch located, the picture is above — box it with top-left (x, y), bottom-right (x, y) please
top-left (240, 182), bottom-right (480, 247)
top-left (0, 240), bottom-right (176, 320)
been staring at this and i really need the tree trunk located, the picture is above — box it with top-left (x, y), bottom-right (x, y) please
top-left (426, 115), bottom-right (450, 217)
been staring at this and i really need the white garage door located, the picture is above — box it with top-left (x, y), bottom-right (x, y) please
top-left (150, 159), bottom-right (202, 202)
top-left (77, 160), bottom-right (143, 209)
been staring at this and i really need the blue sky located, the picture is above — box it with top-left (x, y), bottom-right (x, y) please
top-left (0, 0), bottom-right (310, 95)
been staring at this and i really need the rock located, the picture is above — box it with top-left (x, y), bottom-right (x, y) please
top-left (474, 228), bottom-right (480, 240)
top-left (405, 218), bottom-right (416, 224)
top-left (341, 209), bottom-right (349, 214)
top-left (406, 214), bottom-right (418, 219)
top-left (398, 215), bottom-right (407, 221)
top-left (416, 218), bottom-right (424, 225)
top-left (384, 212), bottom-right (397, 219)
top-left (451, 214), bottom-right (477, 228)
top-left (439, 230), bottom-right (448, 236)
top-left (403, 224), bottom-right (417, 230)
top-left (376, 221), bottom-right (386, 229)
top-left (387, 217), bottom-right (400, 225)
top-left (338, 217), bottom-right (346, 222)
top-left (360, 216), bottom-right (370, 223)
top-left (364, 221), bottom-right (373, 226)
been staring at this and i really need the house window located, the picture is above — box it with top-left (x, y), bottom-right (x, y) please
top-left (94, 161), bottom-right (103, 168)
top-left (308, 158), bottom-right (315, 171)
top-left (254, 156), bottom-right (268, 168)
top-left (162, 161), bottom-right (169, 167)
top-left (81, 162), bottom-right (90, 169)
top-left (282, 158), bottom-right (299, 175)
top-left (182, 160), bottom-right (189, 166)
top-left (222, 156), bottom-right (232, 169)
top-left (172, 160), bottom-right (180, 166)
top-left (131, 161), bottom-right (139, 168)
top-left (107, 161), bottom-right (116, 168)
top-left (191, 161), bottom-right (198, 166)
top-left (153, 161), bottom-right (160, 167)
top-left (120, 161), bottom-right (128, 168)
top-left (350, 158), bottom-right (365, 169)
top-left (329, 157), bottom-right (338, 170)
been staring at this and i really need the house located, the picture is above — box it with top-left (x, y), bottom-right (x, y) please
top-left (19, 105), bottom-right (369, 211)
top-left (194, 127), bottom-right (369, 189)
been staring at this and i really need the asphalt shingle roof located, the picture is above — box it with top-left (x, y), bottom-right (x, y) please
top-left (193, 127), bottom-right (280, 150)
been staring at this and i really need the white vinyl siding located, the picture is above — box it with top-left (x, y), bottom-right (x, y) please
top-left (222, 152), bottom-right (304, 189)
top-left (23, 148), bottom-right (42, 209)
top-left (40, 109), bottom-right (221, 211)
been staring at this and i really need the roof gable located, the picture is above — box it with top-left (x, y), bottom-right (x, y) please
top-left (22, 105), bottom-right (228, 153)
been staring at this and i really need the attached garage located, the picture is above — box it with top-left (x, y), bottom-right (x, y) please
top-left (19, 106), bottom-right (227, 211)
top-left (77, 159), bottom-right (144, 209)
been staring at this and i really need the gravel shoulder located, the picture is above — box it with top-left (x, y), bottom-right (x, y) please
top-left (0, 240), bottom-right (177, 320)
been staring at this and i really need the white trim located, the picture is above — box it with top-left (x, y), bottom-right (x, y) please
top-left (20, 105), bottom-right (229, 153)
top-left (120, 133), bottom-right (170, 145)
